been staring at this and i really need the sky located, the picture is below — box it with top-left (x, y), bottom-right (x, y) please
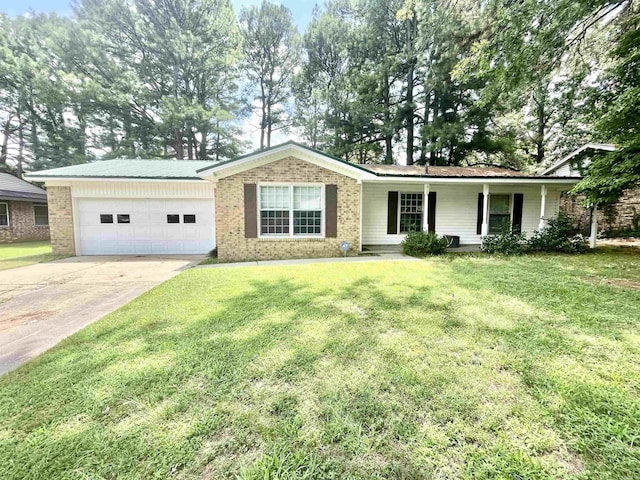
top-left (0, 0), bottom-right (316, 30)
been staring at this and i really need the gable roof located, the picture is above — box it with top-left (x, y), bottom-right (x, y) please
top-left (541, 143), bottom-right (616, 176)
top-left (196, 141), bottom-right (377, 180)
top-left (0, 172), bottom-right (47, 202)
top-left (23, 141), bottom-right (580, 185)
top-left (25, 159), bottom-right (216, 181)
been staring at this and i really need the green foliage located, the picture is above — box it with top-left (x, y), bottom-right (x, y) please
top-left (401, 230), bottom-right (449, 256)
top-left (480, 221), bottom-right (527, 255)
top-left (528, 214), bottom-right (588, 254)
top-left (239, 1), bottom-right (301, 149)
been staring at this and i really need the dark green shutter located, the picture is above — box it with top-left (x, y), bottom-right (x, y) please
top-left (387, 191), bottom-right (399, 234)
top-left (427, 192), bottom-right (437, 232)
top-left (512, 193), bottom-right (524, 233)
top-left (476, 192), bottom-right (484, 235)
top-left (325, 184), bottom-right (338, 238)
top-left (244, 184), bottom-right (257, 238)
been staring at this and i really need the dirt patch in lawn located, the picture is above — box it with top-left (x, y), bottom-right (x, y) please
top-left (584, 276), bottom-right (640, 290)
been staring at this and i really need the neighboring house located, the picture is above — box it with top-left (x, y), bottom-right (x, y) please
top-left (543, 143), bottom-right (640, 236)
top-left (0, 172), bottom-right (50, 243)
top-left (25, 141), bottom-right (578, 261)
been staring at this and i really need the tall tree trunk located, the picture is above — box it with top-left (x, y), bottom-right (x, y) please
top-left (383, 73), bottom-right (393, 164)
top-left (406, 62), bottom-right (414, 165)
top-left (429, 91), bottom-right (439, 166)
top-left (0, 114), bottom-right (11, 166)
top-left (17, 116), bottom-right (24, 177)
top-left (187, 130), bottom-right (194, 160)
top-left (260, 81), bottom-right (267, 149)
top-left (266, 101), bottom-right (272, 148)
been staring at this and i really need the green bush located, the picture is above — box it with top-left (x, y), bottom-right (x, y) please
top-left (528, 214), bottom-right (587, 253)
top-left (481, 220), bottom-right (527, 254)
top-left (401, 230), bottom-right (449, 256)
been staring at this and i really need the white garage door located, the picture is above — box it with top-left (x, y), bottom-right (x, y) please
top-left (77, 198), bottom-right (215, 255)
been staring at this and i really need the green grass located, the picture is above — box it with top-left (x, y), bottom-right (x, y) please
top-left (0, 241), bottom-right (64, 271)
top-left (1, 249), bottom-right (639, 479)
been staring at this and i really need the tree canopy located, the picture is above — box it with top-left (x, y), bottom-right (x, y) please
top-left (0, 0), bottom-right (637, 202)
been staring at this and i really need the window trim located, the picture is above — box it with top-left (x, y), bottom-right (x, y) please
top-left (0, 202), bottom-right (9, 228)
top-left (257, 183), bottom-right (325, 239)
top-left (33, 204), bottom-right (49, 227)
top-left (397, 192), bottom-right (424, 234)
top-left (488, 193), bottom-right (514, 234)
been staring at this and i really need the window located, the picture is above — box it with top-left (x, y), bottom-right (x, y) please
top-left (489, 194), bottom-right (511, 234)
top-left (100, 214), bottom-right (113, 224)
top-left (399, 193), bottom-right (423, 233)
top-left (0, 203), bottom-right (8, 227)
top-left (293, 186), bottom-right (322, 235)
top-left (183, 214), bottom-right (196, 224)
top-left (167, 214), bottom-right (180, 224)
top-left (33, 205), bottom-right (49, 226)
top-left (117, 214), bottom-right (130, 224)
top-left (259, 185), bottom-right (323, 237)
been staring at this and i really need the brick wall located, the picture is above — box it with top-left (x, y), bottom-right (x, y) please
top-left (560, 186), bottom-right (640, 235)
top-left (47, 186), bottom-right (76, 255)
top-left (215, 156), bottom-right (361, 261)
top-left (0, 200), bottom-right (50, 243)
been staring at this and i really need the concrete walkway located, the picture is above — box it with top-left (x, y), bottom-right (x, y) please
top-left (0, 255), bottom-right (202, 376)
top-left (197, 253), bottom-right (420, 269)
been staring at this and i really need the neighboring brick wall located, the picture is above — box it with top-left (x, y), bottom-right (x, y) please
top-left (560, 186), bottom-right (640, 235)
top-left (216, 156), bottom-right (361, 261)
top-left (48, 186), bottom-right (76, 255)
top-left (0, 200), bottom-right (50, 243)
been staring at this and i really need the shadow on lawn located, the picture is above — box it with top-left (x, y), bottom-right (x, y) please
top-left (2, 260), bottom-right (639, 479)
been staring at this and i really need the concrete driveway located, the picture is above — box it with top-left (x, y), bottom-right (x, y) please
top-left (0, 255), bottom-right (202, 376)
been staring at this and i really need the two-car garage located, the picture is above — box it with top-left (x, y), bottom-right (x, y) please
top-left (76, 197), bottom-right (215, 255)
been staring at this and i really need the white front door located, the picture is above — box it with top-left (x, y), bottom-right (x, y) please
top-left (76, 198), bottom-right (215, 255)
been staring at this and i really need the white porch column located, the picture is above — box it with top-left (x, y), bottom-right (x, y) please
top-left (539, 185), bottom-right (547, 230)
top-left (481, 183), bottom-right (489, 237)
top-left (590, 204), bottom-right (598, 249)
top-left (423, 183), bottom-right (430, 232)
top-left (358, 180), bottom-right (363, 252)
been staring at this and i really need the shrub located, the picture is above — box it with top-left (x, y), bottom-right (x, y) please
top-left (401, 230), bottom-right (449, 256)
top-left (528, 214), bottom-right (588, 253)
top-left (208, 247), bottom-right (218, 258)
top-left (481, 220), bottom-right (527, 255)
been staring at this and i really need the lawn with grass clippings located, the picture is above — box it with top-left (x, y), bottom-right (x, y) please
top-left (0, 249), bottom-right (638, 479)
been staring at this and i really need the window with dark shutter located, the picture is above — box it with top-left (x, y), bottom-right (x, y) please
top-left (325, 184), bottom-right (337, 238)
top-left (476, 193), bottom-right (484, 234)
top-left (428, 192), bottom-right (437, 232)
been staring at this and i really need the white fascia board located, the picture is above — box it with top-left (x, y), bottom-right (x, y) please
top-left (198, 145), bottom-right (376, 181)
top-left (23, 176), bottom-right (208, 184)
top-left (362, 177), bottom-right (580, 185)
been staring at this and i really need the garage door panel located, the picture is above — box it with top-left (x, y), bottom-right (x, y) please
top-left (77, 198), bottom-right (215, 255)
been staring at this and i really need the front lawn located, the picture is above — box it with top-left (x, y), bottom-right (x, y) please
top-left (1, 249), bottom-right (639, 479)
top-left (0, 241), bottom-right (62, 271)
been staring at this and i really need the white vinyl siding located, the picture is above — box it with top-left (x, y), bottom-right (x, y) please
top-left (362, 183), bottom-right (560, 245)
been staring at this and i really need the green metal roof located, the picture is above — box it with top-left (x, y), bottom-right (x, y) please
top-left (27, 159), bottom-right (216, 180)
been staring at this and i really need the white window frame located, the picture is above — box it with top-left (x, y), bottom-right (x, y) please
top-left (488, 193), bottom-right (514, 234)
top-left (33, 204), bottom-right (49, 227)
top-left (398, 192), bottom-right (424, 234)
top-left (0, 202), bottom-right (9, 228)
top-left (257, 183), bottom-right (325, 238)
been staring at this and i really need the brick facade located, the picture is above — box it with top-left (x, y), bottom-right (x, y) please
top-left (560, 186), bottom-right (640, 235)
top-left (215, 156), bottom-right (361, 262)
top-left (0, 200), bottom-right (50, 243)
top-left (47, 186), bottom-right (76, 255)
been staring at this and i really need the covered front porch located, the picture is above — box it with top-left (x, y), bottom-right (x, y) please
top-left (360, 179), bottom-right (570, 249)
